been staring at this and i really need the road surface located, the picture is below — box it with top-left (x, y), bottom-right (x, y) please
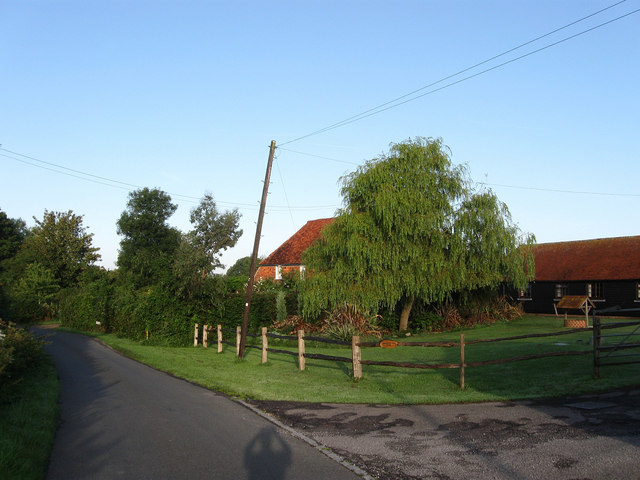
top-left (41, 330), bottom-right (360, 480)
top-left (252, 390), bottom-right (640, 479)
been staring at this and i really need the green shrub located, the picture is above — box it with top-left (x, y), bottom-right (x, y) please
top-left (411, 310), bottom-right (446, 333)
top-left (58, 272), bottom-right (113, 332)
top-left (112, 285), bottom-right (192, 346)
top-left (224, 276), bottom-right (247, 293)
top-left (275, 291), bottom-right (287, 324)
top-left (110, 283), bottom-right (139, 338)
top-left (213, 292), bottom-right (299, 333)
top-left (0, 321), bottom-right (45, 398)
top-left (377, 304), bottom-right (400, 332)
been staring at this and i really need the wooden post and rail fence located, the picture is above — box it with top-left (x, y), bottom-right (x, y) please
top-left (192, 317), bottom-right (640, 387)
top-left (593, 315), bottom-right (640, 379)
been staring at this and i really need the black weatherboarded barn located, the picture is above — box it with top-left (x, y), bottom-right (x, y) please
top-left (520, 236), bottom-right (640, 317)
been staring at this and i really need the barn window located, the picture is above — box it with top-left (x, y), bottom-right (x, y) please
top-left (587, 282), bottom-right (604, 299)
top-left (555, 284), bottom-right (568, 299)
top-left (275, 265), bottom-right (282, 280)
top-left (518, 283), bottom-right (532, 299)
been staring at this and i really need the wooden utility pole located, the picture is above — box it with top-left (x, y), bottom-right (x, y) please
top-left (238, 140), bottom-right (276, 358)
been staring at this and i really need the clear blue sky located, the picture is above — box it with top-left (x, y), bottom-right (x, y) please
top-left (2, 0), bottom-right (639, 271)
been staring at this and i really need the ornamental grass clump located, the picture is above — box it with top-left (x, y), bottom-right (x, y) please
top-left (271, 315), bottom-right (319, 334)
top-left (321, 303), bottom-right (387, 342)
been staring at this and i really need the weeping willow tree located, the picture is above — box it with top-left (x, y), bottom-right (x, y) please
top-left (301, 137), bottom-right (535, 331)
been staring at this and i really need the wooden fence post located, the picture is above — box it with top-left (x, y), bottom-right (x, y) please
top-left (217, 324), bottom-right (222, 353)
top-left (236, 326), bottom-right (242, 356)
top-left (352, 335), bottom-right (362, 379)
top-left (261, 327), bottom-right (268, 364)
top-left (194, 323), bottom-right (199, 347)
top-left (298, 329), bottom-right (305, 371)
top-left (203, 324), bottom-right (208, 348)
top-left (460, 333), bottom-right (465, 389)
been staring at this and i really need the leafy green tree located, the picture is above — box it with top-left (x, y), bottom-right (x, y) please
top-left (301, 137), bottom-right (534, 331)
top-left (226, 256), bottom-right (261, 278)
top-left (0, 210), bottom-right (27, 264)
top-left (189, 194), bottom-right (242, 274)
top-left (13, 263), bottom-right (60, 320)
top-left (24, 210), bottom-right (100, 288)
top-left (116, 188), bottom-right (181, 287)
top-left (0, 210), bottom-right (28, 319)
top-left (171, 236), bottom-right (205, 299)
top-left (172, 194), bottom-right (242, 299)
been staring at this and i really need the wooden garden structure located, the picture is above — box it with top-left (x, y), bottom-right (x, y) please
top-left (554, 295), bottom-right (595, 328)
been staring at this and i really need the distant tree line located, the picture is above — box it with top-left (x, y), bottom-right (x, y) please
top-left (0, 189), bottom-right (295, 345)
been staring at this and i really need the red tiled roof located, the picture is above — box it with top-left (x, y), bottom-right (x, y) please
top-left (260, 218), bottom-right (334, 266)
top-left (262, 219), bottom-right (640, 282)
top-left (534, 236), bottom-right (640, 281)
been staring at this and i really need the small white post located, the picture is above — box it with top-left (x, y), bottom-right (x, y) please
top-left (194, 323), bottom-right (199, 347)
top-left (217, 324), bottom-right (222, 353)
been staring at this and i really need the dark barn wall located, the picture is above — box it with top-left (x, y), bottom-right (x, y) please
top-left (523, 280), bottom-right (640, 317)
top-left (599, 280), bottom-right (640, 315)
top-left (523, 282), bottom-right (554, 314)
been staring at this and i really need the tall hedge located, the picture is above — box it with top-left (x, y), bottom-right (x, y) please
top-left (57, 276), bottom-right (299, 346)
top-left (58, 273), bottom-right (113, 332)
top-left (207, 292), bottom-right (298, 331)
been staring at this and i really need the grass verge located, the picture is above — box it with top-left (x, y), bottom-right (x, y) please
top-left (72, 315), bottom-right (640, 404)
top-left (0, 357), bottom-right (60, 480)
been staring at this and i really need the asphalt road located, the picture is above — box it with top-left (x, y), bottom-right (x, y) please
top-left (40, 329), bottom-right (360, 480)
top-left (252, 390), bottom-right (640, 479)
top-left (40, 328), bottom-right (640, 479)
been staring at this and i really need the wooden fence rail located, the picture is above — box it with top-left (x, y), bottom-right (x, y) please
top-left (194, 323), bottom-right (596, 388)
top-left (593, 316), bottom-right (640, 378)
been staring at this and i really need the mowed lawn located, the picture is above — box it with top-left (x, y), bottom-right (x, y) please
top-left (89, 315), bottom-right (640, 404)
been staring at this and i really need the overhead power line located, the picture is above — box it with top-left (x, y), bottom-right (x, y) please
top-left (1, 147), bottom-right (203, 203)
top-left (2, 152), bottom-right (137, 193)
top-left (480, 182), bottom-right (640, 198)
top-left (1, 147), bottom-right (340, 211)
top-left (275, 147), bottom-right (640, 199)
top-left (273, 149), bottom-right (296, 227)
top-left (279, 2), bottom-right (639, 147)
top-left (277, 147), bottom-right (360, 166)
top-left (1, 150), bottom-right (143, 191)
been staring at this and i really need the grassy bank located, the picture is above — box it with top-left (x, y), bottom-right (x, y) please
top-left (82, 315), bottom-right (640, 404)
top-left (0, 357), bottom-right (60, 480)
